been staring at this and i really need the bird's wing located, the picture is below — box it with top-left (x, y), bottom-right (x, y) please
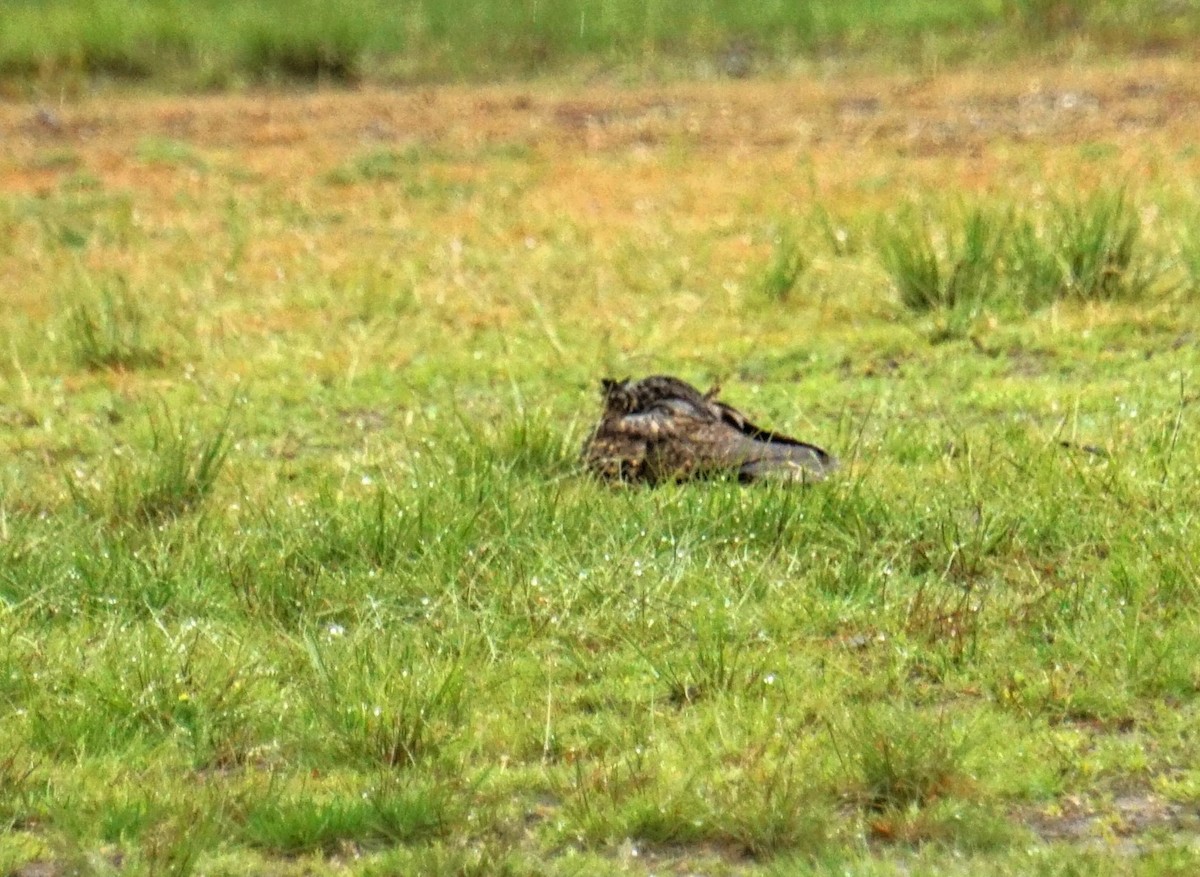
top-left (583, 398), bottom-right (712, 482)
top-left (699, 403), bottom-right (838, 479)
top-left (610, 398), bottom-right (706, 437)
top-left (728, 435), bottom-right (838, 480)
top-left (714, 400), bottom-right (819, 448)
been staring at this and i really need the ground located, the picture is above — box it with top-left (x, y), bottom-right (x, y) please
top-left (2, 56), bottom-right (1200, 875)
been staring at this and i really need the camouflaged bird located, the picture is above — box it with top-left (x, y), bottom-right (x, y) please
top-left (582, 375), bottom-right (837, 484)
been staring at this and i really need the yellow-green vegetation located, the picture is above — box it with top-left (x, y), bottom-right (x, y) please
top-left (3, 57), bottom-right (1200, 875)
top-left (1, 0), bottom-right (1198, 89)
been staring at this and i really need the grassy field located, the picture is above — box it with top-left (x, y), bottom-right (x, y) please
top-left (3, 53), bottom-right (1200, 874)
top-left (1, 0), bottom-right (1199, 90)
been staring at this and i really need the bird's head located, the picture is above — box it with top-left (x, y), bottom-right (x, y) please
top-left (600, 377), bottom-right (636, 414)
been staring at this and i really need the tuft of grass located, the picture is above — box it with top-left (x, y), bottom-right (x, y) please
top-left (136, 136), bottom-right (207, 171)
top-left (241, 780), bottom-right (452, 855)
top-left (0, 746), bottom-right (37, 832)
top-left (692, 750), bottom-right (832, 856)
top-left (1012, 190), bottom-right (1159, 304)
top-left (642, 611), bottom-right (758, 706)
top-left (835, 706), bottom-right (977, 814)
top-left (22, 620), bottom-right (276, 769)
top-left (301, 630), bottom-right (466, 768)
top-left (325, 148), bottom-right (414, 186)
top-left (879, 208), bottom-right (1005, 313)
top-left (67, 404), bottom-right (233, 527)
top-left (236, 4), bottom-right (370, 83)
top-left (813, 205), bottom-right (864, 257)
top-left (475, 409), bottom-right (579, 479)
top-left (758, 230), bottom-right (809, 303)
top-left (128, 408), bottom-right (232, 526)
top-left (1179, 213), bottom-right (1200, 296)
top-left (562, 730), bottom-right (831, 856)
top-left (65, 285), bottom-right (165, 372)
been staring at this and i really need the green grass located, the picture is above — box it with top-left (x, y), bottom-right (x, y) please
top-left (3, 77), bottom-right (1200, 873)
top-left (64, 283), bottom-right (166, 372)
top-left (1, 0), bottom-right (1198, 88)
top-left (1012, 190), bottom-right (1159, 306)
top-left (757, 229), bottom-right (810, 304)
top-left (879, 207), bottom-right (1006, 315)
top-left (880, 193), bottom-right (1166, 320)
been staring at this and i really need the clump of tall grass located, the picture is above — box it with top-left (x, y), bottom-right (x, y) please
top-left (301, 631), bottom-right (466, 768)
top-left (65, 286), bottom-right (165, 372)
top-left (812, 205), bottom-right (863, 257)
top-left (1011, 190), bottom-right (1158, 305)
top-left (758, 230), bottom-right (809, 303)
top-left (0, 745), bottom-right (37, 831)
top-left (240, 778), bottom-right (452, 855)
top-left (833, 706), bottom-right (976, 813)
top-left (879, 208), bottom-right (1005, 313)
top-left (1178, 213), bottom-right (1200, 296)
top-left (879, 192), bottom-right (1165, 320)
top-left (236, 8), bottom-right (369, 83)
top-left (67, 404), bottom-right (233, 527)
top-left (640, 612), bottom-right (758, 706)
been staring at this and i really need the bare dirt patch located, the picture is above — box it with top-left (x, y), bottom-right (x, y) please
top-left (1022, 789), bottom-right (1200, 853)
top-left (4, 57), bottom-right (1200, 200)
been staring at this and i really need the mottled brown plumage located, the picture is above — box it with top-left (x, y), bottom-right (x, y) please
top-left (582, 375), bottom-right (837, 484)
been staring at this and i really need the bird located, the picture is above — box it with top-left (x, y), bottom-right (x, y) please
top-left (581, 375), bottom-right (837, 485)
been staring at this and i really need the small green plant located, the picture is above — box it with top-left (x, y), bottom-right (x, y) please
top-left (238, 8), bottom-right (367, 82)
top-left (302, 631), bottom-right (465, 768)
top-left (136, 136), bottom-right (206, 170)
top-left (129, 408), bottom-right (232, 525)
top-left (813, 205), bottom-right (862, 256)
top-left (1179, 214), bottom-right (1200, 296)
top-left (325, 148), bottom-right (410, 186)
top-left (0, 746), bottom-right (37, 831)
top-left (241, 779), bottom-right (451, 855)
top-left (65, 285), bottom-right (165, 372)
top-left (67, 404), bottom-right (233, 526)
top-left (758, 230), bottom-right (809, 303)
top-left (833, 706), bottom-right (975, 813)
top-left (1012, 190), bottom-right (1157, 304)
top-left (880, 208), bottom-right (1004, 313)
